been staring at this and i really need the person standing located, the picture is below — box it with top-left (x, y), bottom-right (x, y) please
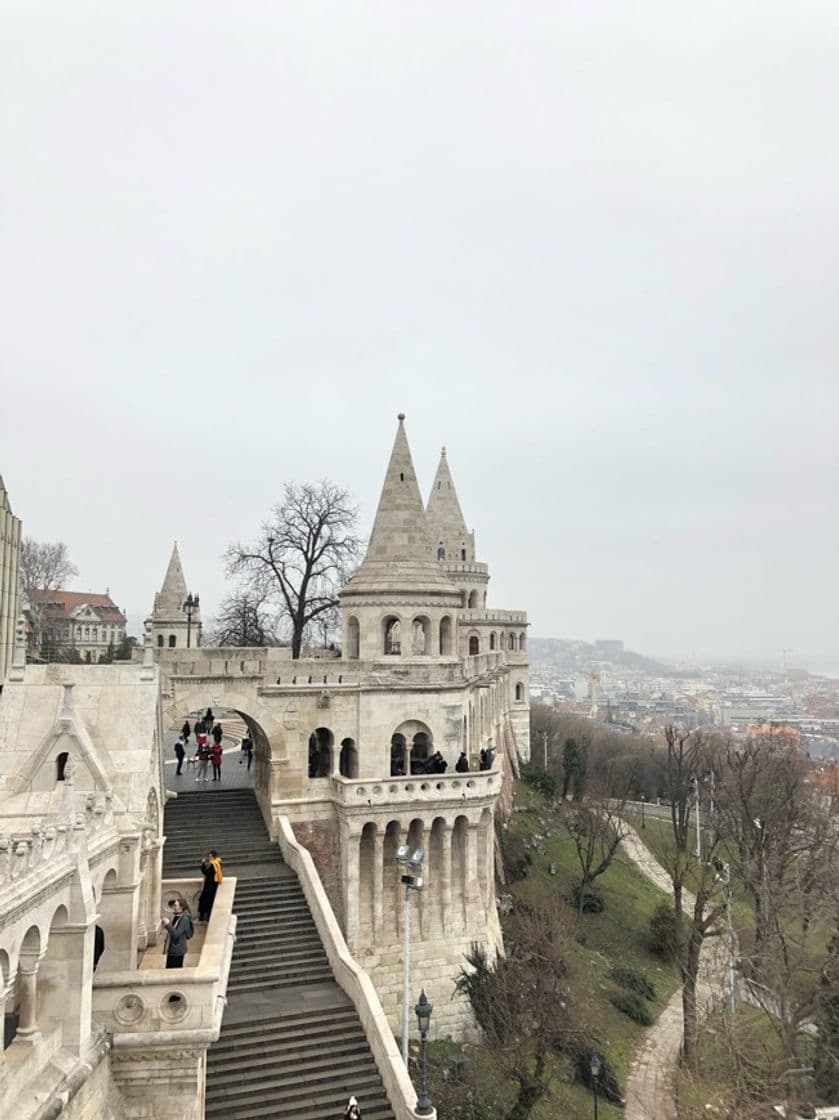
top-left (455, 751), bottom-right (469, 773)
top-left (198, 850), bottom-right (223, 922)
top-left (181, 718), bottom-right (191, 743)
top-left (174, 736), bottom-right (186, 776)
top-left (343, 1097), bottom-right (362, 1119)
top-left (212, 720), bottom-right (224, 746)
top-left (239, 734), bottom-right (253, 768)
top-left (162, 899), bottom-right (193, 968)
top-left (211, 737), bottom-right (223, 781)
top-left (205, 706), bottom-right (214, 730)
top-left (196, 737), bottom-right (211, 783)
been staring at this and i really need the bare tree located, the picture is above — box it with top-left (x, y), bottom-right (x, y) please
top-left (19, 538), bottom-right (79, 654)
top-left (563, 804), bottom-right (627, 914)
top-left (225, 481), bottom-right (362, 659)
top-left (206, 590), bottom-right (278, 647)
top-left (660, 726), bottom-right (727, 1071)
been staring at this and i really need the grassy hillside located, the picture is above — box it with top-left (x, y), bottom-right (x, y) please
top-left (428, 782), bottom-right (681, 1119)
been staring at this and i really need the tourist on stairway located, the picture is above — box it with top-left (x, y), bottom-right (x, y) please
top-left (211, 737), bottom-right (223, 781)
top-left (198, 850), bottom-right (223, 923)
top-left (343, 1096), bottom-right (362, 1119)
top-left (196, 738), bottom-right (211, 782)
top-left (174, 735), bottom-right (186, 775)
top-left (162, 898), bottom-right (194, 968)
top-left (181, 718), bottom-right (191, 743)
top-left (239, 734), bottom-right (253, 769)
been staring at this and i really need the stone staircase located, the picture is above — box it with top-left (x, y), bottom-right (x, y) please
top-left (163, 788), bottom-right (396, 1120)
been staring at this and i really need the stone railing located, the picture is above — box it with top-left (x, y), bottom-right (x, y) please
top-left (459, 608), bottom-right (527, 624)
top-left (276, 816), bottom-right (436, 1120)
top-left (0, 791), bottom-right (115, 884)
top-left (331, 770), bottom-right (501, 809)
top-left (92, 876), bottom-right (236, 1043)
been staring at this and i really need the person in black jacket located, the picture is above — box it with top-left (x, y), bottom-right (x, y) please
top-left (181, 719), bottom-right (191, 742)
top-left (174, 736), bottom-right (186, 775)
top-left (162, 899), bottom-right (193, 968)
top-left (455, 751), bottom-right (469, 773)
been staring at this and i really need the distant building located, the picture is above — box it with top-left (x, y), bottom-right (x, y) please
top-left (27, 589), bottom-right (127, 662)
top-left (0, 475), bottom-right (22, 680)
top-left (595, 639), bottom-right (624, 659)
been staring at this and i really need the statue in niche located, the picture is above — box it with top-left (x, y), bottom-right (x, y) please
top-left (386, 619), bottom-right (401, 654)
top-left (412, 620), bottom-right (426, 654)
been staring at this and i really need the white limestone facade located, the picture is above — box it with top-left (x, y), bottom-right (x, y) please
top-left (0, 651), bottom-right (234, 1120)
top-left (0, 476), bottom-right (22, 683)
top-left (158, 415), bottom-right (531, 1038)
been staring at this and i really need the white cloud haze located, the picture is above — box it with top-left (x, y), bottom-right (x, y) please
top-left (2, 2), bottom-right (837, 669)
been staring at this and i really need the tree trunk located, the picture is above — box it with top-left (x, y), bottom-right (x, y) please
top-left (681, 904), bottom-right (705, 1072)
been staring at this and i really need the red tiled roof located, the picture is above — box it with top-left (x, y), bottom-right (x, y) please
top-left (29, 590), bottom-right (126, 623)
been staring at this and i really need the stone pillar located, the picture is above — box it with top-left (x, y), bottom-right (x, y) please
top-left (419, 826), bottom-right (431, 939)
top-left (343, 827), bottom-right (361, 953)
top-left (464, 822), bottom-right (479, 933)
top-left (441, 823), bottom-right (453, 933)
top-left (15, 963), bottom-right (40, 1042)
top-left (49, 924), bottom-right (93, 1054)
top-left (136, 847), bottom-right (149, 949)
top-left (373, 828), bottom-right (384, 948)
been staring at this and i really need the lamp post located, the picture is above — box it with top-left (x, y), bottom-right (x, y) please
top-left (589, 1052), bottom-right (600, 1119)
top-left (183, 592), bottom-right (199, 649)
top-left (396, 844), bottom-right (424, 1065)
top-left (640, 793), bottom-right (646, 830)
top-left (414, 989), bottom-right (433, 1116)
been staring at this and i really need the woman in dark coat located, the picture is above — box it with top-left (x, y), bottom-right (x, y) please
top-left (198, 850), bottom-right (222, 922)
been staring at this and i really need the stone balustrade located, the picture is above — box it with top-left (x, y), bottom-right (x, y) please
top-left (0, 791), bottom-right (115, 884)
top-left (459, 608), bottom-right (528, 624)
top-left (331, 768), bottom-right (501, 809)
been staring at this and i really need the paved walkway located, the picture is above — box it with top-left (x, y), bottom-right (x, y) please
top-left (620, 824), bottom-right (728, 1120)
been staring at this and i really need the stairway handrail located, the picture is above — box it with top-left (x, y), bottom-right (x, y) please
top-left (276, 815), bottom-right (436, 1120)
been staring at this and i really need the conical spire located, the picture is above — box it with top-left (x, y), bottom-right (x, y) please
top-left (343, 415), bottom-right (459, 596)
top-left (425, 446), bottom-right (474, 562)
top-left (157, 541), bottom-right (188, 609)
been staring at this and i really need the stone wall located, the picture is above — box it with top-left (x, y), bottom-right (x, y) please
top-left (291, 819), bottom-right (345, 928)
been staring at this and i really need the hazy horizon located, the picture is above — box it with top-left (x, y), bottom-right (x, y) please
top-left (2, 4), bottom-right (837, 670)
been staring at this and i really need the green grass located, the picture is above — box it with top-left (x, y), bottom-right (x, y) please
top-left (429, 783), bottom-right (682, 1119)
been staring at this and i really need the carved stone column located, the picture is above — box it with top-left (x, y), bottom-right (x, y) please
top-left (15, 963), bottom-right (40, 1042)
top-left (373, 827), bottom-right (384, 948)
top-left (342, 825), bottom-right (361, 953)
top-left (441, 822), bottom-right (453, 933)
top-left (464, 821), bottom-right (479, 933)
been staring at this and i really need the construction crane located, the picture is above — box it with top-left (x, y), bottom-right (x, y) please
top-left (584, 669), bottom-right (601, 720)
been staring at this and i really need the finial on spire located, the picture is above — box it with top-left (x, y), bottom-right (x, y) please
top-left (397, 412), bottom-right (405, 422)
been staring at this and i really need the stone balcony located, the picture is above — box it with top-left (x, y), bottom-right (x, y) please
top-left (329, 768), bottom-right (501, 811)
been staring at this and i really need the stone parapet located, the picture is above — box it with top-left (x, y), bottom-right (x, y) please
top-left (330, 770), bottom-right (501, 813)
top-left (459, 608), bottom-right (527, 624)
top-left (277, 816), bottom-right (436, 1120)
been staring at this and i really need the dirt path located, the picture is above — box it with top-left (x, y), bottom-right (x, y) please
top-left (620, 824), bottom-right (728, 1120)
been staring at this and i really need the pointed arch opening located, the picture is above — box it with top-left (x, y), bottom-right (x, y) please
top-left (439, 615), bottom-right (453, 656)
top-left (347, 616), bottom-right (360, 660)
top-left (339, 737), bottom-right (358, 778)
top-left (382, 615), bottom-right (402, 656)
top-left (308, 727), bottom-right (333, 778)
top-left (468, 633), bottom-right (480, 656)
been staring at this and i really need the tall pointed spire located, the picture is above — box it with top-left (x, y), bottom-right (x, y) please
top-left (157, 541), bottom-right (188, 609)
top-left (343, 414), bottom-right (459, 595)
top-left (425, 446), bottom-right (474, 563)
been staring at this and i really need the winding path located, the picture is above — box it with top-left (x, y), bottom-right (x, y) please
top-left (620, 824), bottom-right (729, 1120)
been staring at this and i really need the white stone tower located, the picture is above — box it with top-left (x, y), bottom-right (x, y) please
top-left (425, 446), bottom-right (489, 609)
top-left (144, 542), bottom-right (201, 650)
top-left (340, 414), bottom-right (462, 660)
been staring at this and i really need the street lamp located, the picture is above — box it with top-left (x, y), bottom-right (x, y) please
top-left (414, 989), bottom-right (434, 1116)
top-left (396, 844), bottom-right (424, 1065)
top-left (640, 793), bottom-right (646, 830)
top-left (589, 1052), bottom-right (601, 1119)
top-left (183, 592), bottom-right (199, 649)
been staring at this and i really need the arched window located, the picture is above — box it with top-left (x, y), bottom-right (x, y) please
top-left (157, 635), bottom-right (164, 648)
top-left (467, 591), bottom-right (478, 608)
top-left (508, 633), bottom-right (515, 651)
top-left (168, 634), bottom-right (176, 648)
top-left (489, 632), bottom-right (496, 651)
top-left (56, 752), bottom-right (69, 782)
top-left (347, 616), bottom-right (360, 660)
top-left (410, 616), bottom-right (430, 655)
top-left (468, 634), bottom-right (480, 656)
top-left (410, 732), bottom-right (432, 774)
top-left (383, 616), bottom-right (402, 656)
top-left (390, 733), bottom-right (407, 776)
top-left (439, 615), bottom-right (453, 656)
top-left (437, 544), bottom-right (445, 560)
top-left (515, 682), bottom-right (525, 701)
top-left (519, 632), bottom-right (526, 650)
top-left (308, 728), bottom-right (333, 777)
top-left (339, 738), bottom-right (358, 778)
top-left (460, 548), bottom-right (466, 561)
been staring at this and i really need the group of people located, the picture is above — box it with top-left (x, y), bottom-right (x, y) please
top-left (172, 709), bottom-right (253, 780)
top-left (390, 748), bottom-right (493, 777)
top-left (160, 848), bottom-right (224, 969)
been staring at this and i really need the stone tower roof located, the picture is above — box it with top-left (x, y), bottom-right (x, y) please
top-left (155, 542), bottom-right (188, 611)
top-left (425, 447), bottom-right (474, 563)
top-left (342, 415), bottom-right (460, 599)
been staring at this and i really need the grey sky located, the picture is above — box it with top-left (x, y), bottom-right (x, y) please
top-left (2, 3), bottom-right (837, 669)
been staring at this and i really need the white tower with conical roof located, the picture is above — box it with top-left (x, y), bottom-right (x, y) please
top-left (144, 542), bottom-right (201, 650)
top-left (341, 414), bottom-right (462, 660)
top-left (425, 446), bottom-right (489, 609)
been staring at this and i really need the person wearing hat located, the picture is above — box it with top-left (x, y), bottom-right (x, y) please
top-left (343, 1097), bottom-right (362, 1119)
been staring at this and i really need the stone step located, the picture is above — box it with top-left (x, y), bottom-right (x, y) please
top-left (209, 1012), bottom-right (361, 1051)
top-left (209, 1039), bottom-right (371, 1076)
top-left (205, 1094), bottom-right (395, 1120)
top-left (206, 1066), bottom-right (386, 1107)
top-left (227, 970), bottom-right (334, 993)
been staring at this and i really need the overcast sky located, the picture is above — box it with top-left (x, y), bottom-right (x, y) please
top-left (2, 3), bottom-right (837, 670)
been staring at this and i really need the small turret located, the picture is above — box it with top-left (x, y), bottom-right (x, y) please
top-left (144, 542), bottom-right (201, 650)
top-left (425, 447), bottom-right (489, 609)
